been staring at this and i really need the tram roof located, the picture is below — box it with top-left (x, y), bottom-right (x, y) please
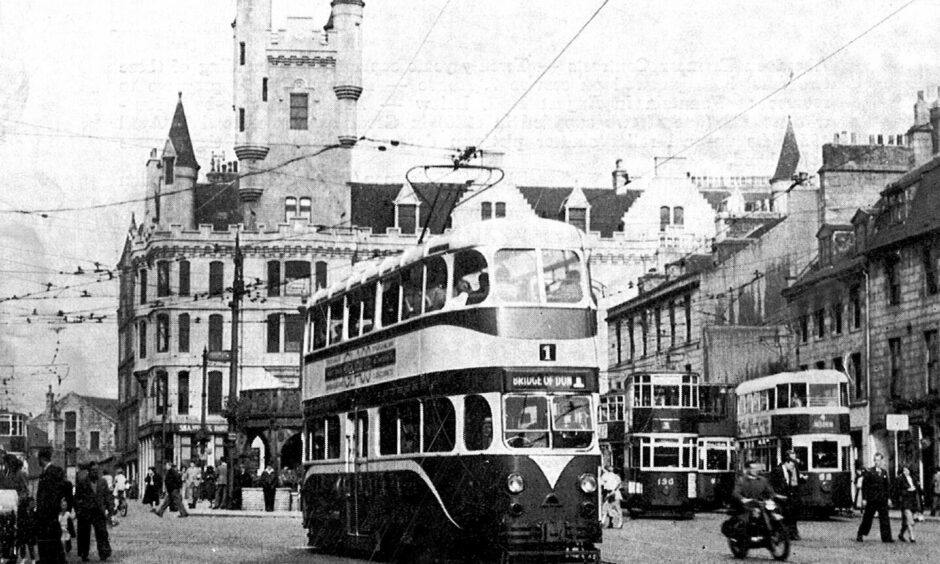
top-left (735, 370), bottom-right (848, 394)
top-left (312, 217), bottom-right (586, 302)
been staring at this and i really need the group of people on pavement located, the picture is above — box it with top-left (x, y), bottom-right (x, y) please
top-left (855, 452), bottom-right (926, 543)
top-left (145, 459), bottom-right (282, 516)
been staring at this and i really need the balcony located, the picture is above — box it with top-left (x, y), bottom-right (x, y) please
top-left (239, 388), bottom-right (301, 424)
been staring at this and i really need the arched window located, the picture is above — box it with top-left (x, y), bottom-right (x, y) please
top-left (659, 206), bottom-right (670, 232)
top-left (673, 206), bottom-right (685, 226)
top-left (156, 313), bottom-right (170, 353)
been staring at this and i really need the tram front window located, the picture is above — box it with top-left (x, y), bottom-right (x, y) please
top-left (551, 395), bottom-right (592, 448)
top-left (705, 448), bottom-right (729, 471)
top-left (812, 441), bottom-right (839, 469)
top-left (504, 395), bottom-right (549, 448)
top-left (653, 439), bottom-right (681, 467)
top-left (543, 250), bottom-right (583, 303)
top-left (654, 385), bottom-right (679, 407)
top-left (808, 384), bottom-right (839, 407)
top-left (494, 250), bottom-right (538, 303)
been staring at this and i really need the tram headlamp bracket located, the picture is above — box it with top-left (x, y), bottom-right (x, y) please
top-left (579, 473), bottom-right (597, 494)
top-left (507, 473), bottom-right (525, 494)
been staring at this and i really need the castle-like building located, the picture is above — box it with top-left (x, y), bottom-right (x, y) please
top-left (115, 0), bottom-right (779, 485)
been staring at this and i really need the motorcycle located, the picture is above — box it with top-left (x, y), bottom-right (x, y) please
top-left (721, 496), bottom-right (790, 561)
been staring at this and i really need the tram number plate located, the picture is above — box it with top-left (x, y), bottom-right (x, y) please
top-left (542, 521), bottom-right (565, 542)
top-left (539, 344), bottom-right (557, 361)
top-left (656, 477), bottom-right (675, 486)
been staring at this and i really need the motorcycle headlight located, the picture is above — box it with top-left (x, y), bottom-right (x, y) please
top-left (507, 473), bottom-right (525, 494)
top-left (765, 500), bottom-right (777, 511)
top-left (579, 473), bottom-right (598, 494)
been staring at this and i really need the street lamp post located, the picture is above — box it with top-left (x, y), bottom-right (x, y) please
top-left (226, 233), bottom-right (244, 505)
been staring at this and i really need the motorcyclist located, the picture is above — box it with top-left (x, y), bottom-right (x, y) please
top-left (732, 460), bottom-right (777, 523)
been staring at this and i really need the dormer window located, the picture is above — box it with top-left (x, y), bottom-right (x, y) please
top-left (562, 187), bottom-right (590, 232)
top-left (285, 197), bottom-right (298, 221)
top-left (398, 204), bottom-right (417, 234)
top-left (481, 202), bottom-right (492, 220)
top-left (495, 202), bottom-right (506, 218)
top-left (299, 197), bottom-right (311, 221)
top-left (673, 206), bottom-right (684, 226)
top-left (163, 157), bottom-right (175, 184)
top-left (568, 207), bottom-right (587, 232)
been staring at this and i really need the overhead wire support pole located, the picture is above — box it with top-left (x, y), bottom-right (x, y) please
top-left (227, 231), bottom-right (244, 505)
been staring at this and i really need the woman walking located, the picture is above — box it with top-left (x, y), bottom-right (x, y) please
top-left (897, 466), bottom-right (922, 543)
top-left (141, 467), bottom-right (161, 508)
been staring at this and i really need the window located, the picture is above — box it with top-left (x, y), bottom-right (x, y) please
top-left (850, 286), bottom-right (862, 329)
top-left (924, 244), bottom-right (939, 295)
top-left (311, 304), bottom-right (327, 350)
top-left (832, 356), bottom-right (845, 374)
top-left (543, 250), bottom-right (582, 303)
top-left (464, 395), bottom-right (493, 451)
top-left (155, 372), bottom-right (166, 415)
top-left (615, 321), bottom-right (622, 364)
top-left (503, 395), bottom-right (548, 448)
top-left (641, 311), bottom-right (648, 357)
top-left (285, 314), bottom-right (303, 352)
top-left (163, 157), bottom-right (175, 185)
top-left (423, 398), bottom-right (456, 452)
top-left (815, 308), bottom-right (825, 338)
top-left (178, 313), bottom-right (190, 353)
top-left (266, 314), bottom-right (280, 353)
top-left (886, 255), bottom-right (901, 305)
top-left (425, 257), bottom-right (447, 313)
top-left (139, 269), bottom-right (148, 304)
top-left (452, 249), bottom-right (488, 306)
top-left (208, 314), bottom-right (223, 352)
top-left (90, 431), bottom-right (100, 451)
top-left (179, 260), bottom-right (190, 296)
top-left (328, 299), bottom-right (344, 344)
top-left (310, 416), bottom-right (341, 460)
top-left (289, 93), bottom-right (308, 130)
top-left (832, 302), bottom-right (843, 335)
top-left (239, 42), bottom-right (245, 65)
top-left (673, 206), bottom-right (684, 226)
top-left (299, 197), bottom-right (311, 221)
top-left (315, 261), bottom-right (328, 290)
top-left (380, 401), bottom-right (420, 455)
top-left (659, 206), bottom-right (670, 231)
top-left (889, 337), bottom-right (903, 399)
top-left (926, 330), bottom-right (939, 394)
top-left (551, 395), bottom-right (593, 448)
top-left (495, 202), bottom-right (506, 218)
top-left (493, 249), bottom-right (538, 303)
top-left (239, 108), bottom-right (245, 132)
top-left (285, 261), bottom-right (311, 296)
top-left (64, 412), bottom-right (77, 449)
top-left (157, 261), bottom-right (170, 297)
top-left (628, 316), bottom-right (635, 361)
top-left (139, 321), bottom-right (147, 358)
top-left (811, 441), bottom-right (839, 470)
top-left (684, 294), bottom-right (692, 342)
top-left (851, 352), bottom-right (866, 401)
top-left (401, 264), bottom-right (422, 319)
top-left (348, 411), bottom-right (369, 458)
top-left (381, 275), bottom-right (400, 326)
top-left (599, 394), bottom-right (626, 422)
top-left (798, 315), bottom-right (808, 343)
top-left (481, 202), bottom-right (492, 220)
top-left (669, 301), bottom-right (676, 348)
top-left (360, 283), bottom-right (376, 335)
top-left (156, 313), bottom-right (169, 353)
top-left (398, 204), bottom-right (417, 234)
top-left (262, 77), bottom-right (268, 102)
top-left (177, 372), bottom-right (189, 415)
top-left (207, 371), bottom-right (223, 414)
top-left (209, 261), bottom-right (224, 296)
top-left (285, 197), bottom-right (298, 221)
top-left (267, 261), bottom-right (281, 297)
top-left (568, 207), bottom-right (587, 232)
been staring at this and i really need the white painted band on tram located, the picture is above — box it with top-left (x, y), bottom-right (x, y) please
top-left (304, 460), bottom-right (463, 529)
top-left (529, 455), bottom-right (573, 489)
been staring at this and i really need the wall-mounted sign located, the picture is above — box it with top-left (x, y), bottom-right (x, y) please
top-left (886, 413), bottom-right (909, 432)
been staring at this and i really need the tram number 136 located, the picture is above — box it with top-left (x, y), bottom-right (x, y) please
top-left (656, 477), bottom-right (675, 486)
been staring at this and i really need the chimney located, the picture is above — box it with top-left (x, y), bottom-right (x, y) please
top-left (914, 90), bottom-right (929, 125)
top-left (45, 385), bottom-right (55, 414)
top-left (930, 105), bottom-right (940, 155)
top-left (611, 158), bottom-right (629, 190)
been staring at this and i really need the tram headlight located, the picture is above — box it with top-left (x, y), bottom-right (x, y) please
top-left (507, 473), bottom-right (525, 494)
top-left (579, 473), bottom-right (598, 494)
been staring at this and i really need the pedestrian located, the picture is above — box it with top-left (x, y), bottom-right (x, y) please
top-left (259, 465), bottom-right (279, 512)
top-left (769, 451), bottom-right (803, 540)
top-left (203, 466), bottom-right (217, 504)
top-left (212, 461), bottom-right (228, 510)
top-left (141, 467), bottom-right (160, 508)
top-left (112, 468), bottom-right (127, 515)
top-left (853, 464), bottom-right (866, 513)
top-left (153, 461), bottom-right (188, 518)
top-left (74, 460), bottom-right (113, 562)
top-left (183, 461), bottom-right (202, 509)
top-left (58, 497), bottom-right (76, 556)
top-left (896, 466), bottom-right (921, 543)
top-left (599, 465), bottom-right (623, 529)
top-left (0, 452), bottom-right (22, 562)
top-left (35, 447), bottom-right (73, 564)
top-left (232, 463), bottom-right (252, 510)
top-left (931, 468), bottom-right (940, 517)
top-left (7, 454), bottom-right (37, 564)
top-left (856, 452), bottom-right (894, 543)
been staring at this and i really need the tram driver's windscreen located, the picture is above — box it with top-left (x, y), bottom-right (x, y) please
top-left (503, 394), bottom-right (593, 449)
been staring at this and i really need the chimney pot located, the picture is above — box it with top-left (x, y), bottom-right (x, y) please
top-left (919, 90), bottom-right (926, 100)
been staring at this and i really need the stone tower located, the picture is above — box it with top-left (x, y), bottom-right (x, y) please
top-left (144, 93), bottom-right (198, 229)
top-left (232, 0), bottom-right (363, 229)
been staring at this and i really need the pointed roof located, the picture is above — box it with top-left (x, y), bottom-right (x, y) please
top-left (168, 92), bottom-right (198, 169)
top-left (771, 117), bottom-right (800, 183)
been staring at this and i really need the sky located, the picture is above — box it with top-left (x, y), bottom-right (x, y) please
top-left (0, 0), bottom-right (938, 415)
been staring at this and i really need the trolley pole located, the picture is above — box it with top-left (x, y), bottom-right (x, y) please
top-left (227, 232), bottom-right (244, 505)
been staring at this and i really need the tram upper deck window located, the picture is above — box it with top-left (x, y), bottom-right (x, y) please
top-left (635, 374), bottom-right (652, 407)
top-left (347, 289), bottom-right (362, 338)
top-left (681, 374), bottom-right (698, 407)
top-left (361, 282), bottom-right (376, 334)
top-left (552, 395), bottom-right (593, 448)
top-left (811, 441), bottom-right (838, 469)
top-left (653, 385), bottom-right (679, 407)
top-left (401, 264), bottom-right (423, 320)
top-left (381, 275), bottom-right (401, 327)
top-left (425, 257), bottom-right (447, 313)
top-left (328, 299), bottom-right (344, 344)
top-left (776, 384), bottom-right (788, 408)
top-left (808, 383), bottom-right (839, 407)
top-left (312, 304), bottom-right (327, 350)
top-left (464, 395), bottom-right (493, 451)
top-left (599, 394), bottom-right (625, 422)
top-left (543, 250), bottom-right (583, 303)
top-left (494, 249), bottom-right (538, 303)
top-left (503, 395), bottom-right (549, 448)
top-left (790, 383), bottom-right (807, 407)
top-left (452, 250), bottom-right (488, 306)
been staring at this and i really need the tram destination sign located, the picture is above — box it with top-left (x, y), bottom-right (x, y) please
top-left (324, 341), bottom-right (396, 391)
top-left (504, 372), bottom-right (595, 392)
top-left (771, 413), bottom-right (849, 435)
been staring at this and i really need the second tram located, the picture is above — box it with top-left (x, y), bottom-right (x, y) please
top-left (735, 370), bottom-right (853, 517)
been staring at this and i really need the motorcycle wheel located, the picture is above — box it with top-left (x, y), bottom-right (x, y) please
top-left (728, 538), bottom-right (748, 559)
top-left (767, 526), bottom-right (790, 561)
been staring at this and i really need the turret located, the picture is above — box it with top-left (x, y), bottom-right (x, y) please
top-left (330, 0), bottom-right (364, 146)
top-left (161, 93), bottom-right (198, 228)
top-left (232, 0), bottom-right (273, 223)
top-left (769, 117), bottom-right (801, 214)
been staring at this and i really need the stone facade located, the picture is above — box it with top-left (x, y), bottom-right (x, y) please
top-left (30, 390), bottom-right (118, 479)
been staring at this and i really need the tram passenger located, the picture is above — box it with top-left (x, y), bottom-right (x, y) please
top-left (469, 273), bottom-right (489, 304)
top-left (450, 279), bottom-right (472, 308)
top-left (548, 270), bottom-right (583, 302)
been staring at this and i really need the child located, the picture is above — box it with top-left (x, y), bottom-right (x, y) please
top-left (57, 498), bottom-right (75, 557)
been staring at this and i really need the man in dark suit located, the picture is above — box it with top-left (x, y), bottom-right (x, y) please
top-left (770, 452), bottom-right (803, 540)
top-left (35, 447), bottom-right (72, 564)
top-left (856, 452), bottom-right (894, 543)
top-left (75, 461), bottom-right (113, 562)
top-left (154, 461), bottom-right (188, 518)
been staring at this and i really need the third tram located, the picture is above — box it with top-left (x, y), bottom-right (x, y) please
top-left (735, 370), bottom-right (853, 516)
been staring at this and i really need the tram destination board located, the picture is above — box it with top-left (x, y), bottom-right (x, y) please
top-left (504, 371), bottom-right (596, 392)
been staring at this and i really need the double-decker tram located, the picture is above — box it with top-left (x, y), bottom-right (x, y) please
top-left (735, 370), bottom-right (852, 517)
top-left (695, 384), bottom-right (736, 510)
top-left (299, 217), bottom-right (602, 563)
top-left (620, 372), bottom-right (699, 518)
